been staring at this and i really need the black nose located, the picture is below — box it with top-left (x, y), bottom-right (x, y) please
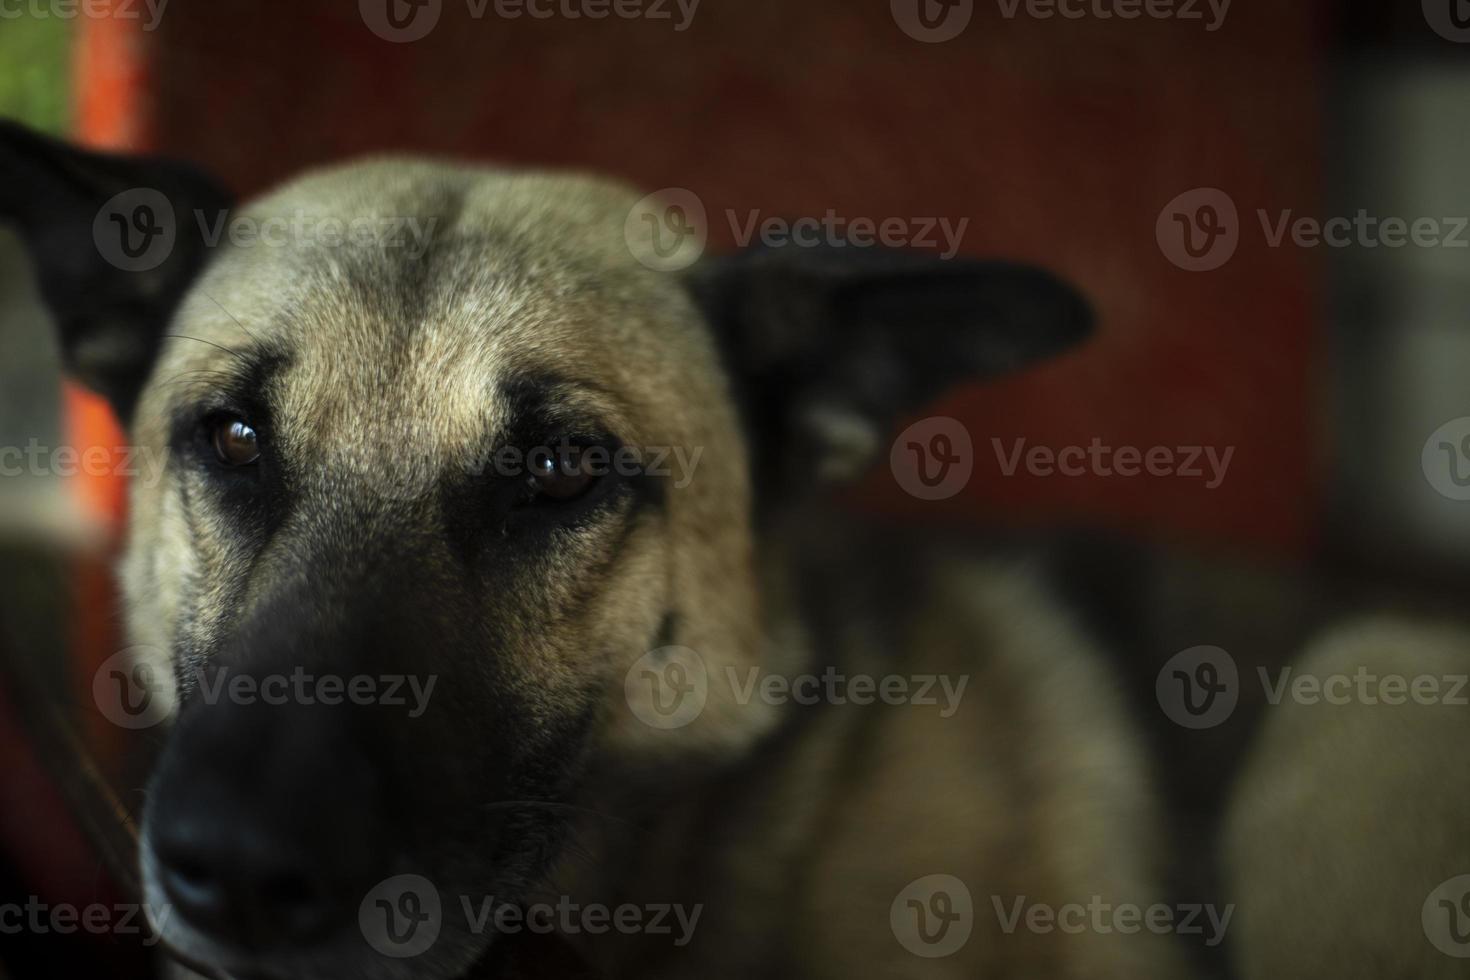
top-left (153, 817), bottom-right (344, 947)
top-left (144, 688), bottom-right (389, 951)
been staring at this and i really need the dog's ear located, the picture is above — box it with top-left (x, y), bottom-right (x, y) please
top-left (0, 120), bottom-right (233, 423)
top-left (688, 242), bottom-right (1094, 495)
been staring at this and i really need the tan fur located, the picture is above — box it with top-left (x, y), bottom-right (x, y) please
top-left (118, 159), bottom-right (1183, 977)
top-left (535, 534), bottom-right (1189, 978)
top-left (122, 159), bottom-right (774, 761)
top-left (1225, 616), bottom-right (1470, 980)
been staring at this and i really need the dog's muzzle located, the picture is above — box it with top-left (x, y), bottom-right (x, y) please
top-left (143, 681), bottom-right (390, 955)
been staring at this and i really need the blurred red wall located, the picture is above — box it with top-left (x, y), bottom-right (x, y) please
top-left (73, 0), bottom-right (1327, 555)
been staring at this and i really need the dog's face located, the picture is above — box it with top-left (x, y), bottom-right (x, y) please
top-left (126, 162), bottom-right (771, 979)
top-left (2, 123), bottom-right (1092, 979)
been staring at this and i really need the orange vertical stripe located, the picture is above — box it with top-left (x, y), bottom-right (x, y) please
top-left (70, 8), bottom-right (157, 761)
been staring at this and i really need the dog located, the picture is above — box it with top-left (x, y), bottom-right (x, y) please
top-left (3, 121), bottom-right (1467, 980)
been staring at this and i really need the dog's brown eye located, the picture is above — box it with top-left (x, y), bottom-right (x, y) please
top-left (211, 416), bottom-right (260, 466)
top-left (527, 449), bottom-right (595, 501)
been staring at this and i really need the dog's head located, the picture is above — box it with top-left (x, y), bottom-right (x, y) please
top-left (2, 123), bottom-right (1091, 979)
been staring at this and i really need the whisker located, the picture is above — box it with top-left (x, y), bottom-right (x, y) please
top-left (197, 290), bottom-right (268, 349)
top-left (161, 333), bottom-right (250, 366)
top-left (150, 368), bottom-right (244, 394)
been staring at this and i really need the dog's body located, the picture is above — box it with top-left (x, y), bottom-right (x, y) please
top-left (542, 520), bottom-right (1189, 979)
top-left (3, 124), bottom-right (1467, 980)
